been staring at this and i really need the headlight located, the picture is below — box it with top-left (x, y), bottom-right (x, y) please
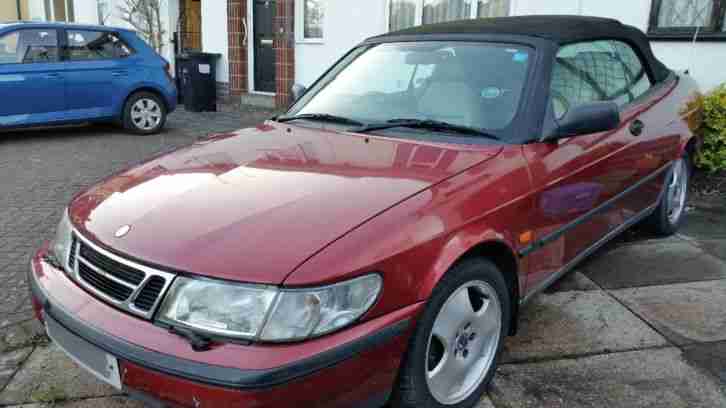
top-left (50, 210), bottom-right (73, 271)
top-left (158, 277), bottom-right (277, 339)
top-left (260, 274), bottom-right (382, 341)
top-left (158, 274), bottom-right (382, 342)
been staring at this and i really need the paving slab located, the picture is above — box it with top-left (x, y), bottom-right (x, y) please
top-left (696, 239), bottom-right (726, 262)
top-left (545, 270), bottom-right (600, 293)
top-left (0, 320), bottom-right (46, 353)
top-left (683, 341), bottom-right (726, 385)
top-left (7, 396), bottom-right (145, 407)
top-left (679, 207), bottom-right (726, 241)
top-left (581, 241), bottom-right (726, 289)
top-left (491, 348), bottom-right (726, 408)
top-left (502, 291), bottom-right (667, 363)
top-left (0, 347), bottom-right (32, 391)
top-left (0, 344), bottom-right (121, 405)
top-left (612, 280), bottom-right (726, 345)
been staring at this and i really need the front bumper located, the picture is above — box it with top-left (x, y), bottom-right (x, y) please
top-left (29, 246), bottom-right (421, 408)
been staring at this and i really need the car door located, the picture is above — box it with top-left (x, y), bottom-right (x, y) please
top-left (0, 28), bottom-right (65, 127)
top-left (62, 29), bottom-right (134, 120)
top-left (521, 40), bottom-right (658, 293)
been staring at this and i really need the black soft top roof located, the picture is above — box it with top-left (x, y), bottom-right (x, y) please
top-left (373, 15), bottom-right (671, 83)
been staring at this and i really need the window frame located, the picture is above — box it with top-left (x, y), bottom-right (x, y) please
top-left (0, 28), bottom-right (62, 65)
top-left (648, 0), bottom-right (726, 41)
top-left (61, 28), bottom-right (135, 62)
top-left (386, 0), bottom-right (511, 32)
top-left (295, 0), bottom-right (325, 44)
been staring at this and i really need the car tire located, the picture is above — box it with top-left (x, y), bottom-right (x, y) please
top-left (390, 258), bottom-right (511, 408)
top-left (122, 91), bottom-right (167, 135)
top-left (645, 152), bottom-right (691, 236)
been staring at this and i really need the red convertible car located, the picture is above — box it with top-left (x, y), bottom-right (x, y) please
top-left (29, 16), bottom-right (698, 408)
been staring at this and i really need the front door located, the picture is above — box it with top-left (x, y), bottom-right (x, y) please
top-left (0, 28), bottom-right (65, 127)
top-left (253, 0), bottom-right (276, 93)
top-left (522, 40), bottom-right (661, 294)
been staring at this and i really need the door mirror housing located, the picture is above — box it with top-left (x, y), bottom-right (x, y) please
top-left (547, 101), bottom-right (620, 141)
top-left (291, 83), bottom-right (307, 102)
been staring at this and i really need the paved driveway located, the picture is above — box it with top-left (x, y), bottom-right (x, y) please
top-left (1, 111), bottom-right (725, 407)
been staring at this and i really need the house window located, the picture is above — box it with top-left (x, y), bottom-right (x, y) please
top-left (45, 0), bottom-right (74, 22)
top-left (649, 0), bottom-right (726, 39)
top-left (389, 0), bottom-right (418, 31)
top-left (388, 0), bottom-right (509, 31)
top-left (297, 0), bottom-right (324, 42)
top-left (422, 0), bottom-right (474, 25)
top-left (478, 0), bottom-right (510, 18)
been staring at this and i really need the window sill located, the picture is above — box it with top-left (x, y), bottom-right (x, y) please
top-left (648, 31), bottom-right (726, 42)
top-left (296, 38), bottom-right (325, 44)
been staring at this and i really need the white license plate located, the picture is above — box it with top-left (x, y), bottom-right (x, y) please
top-left (45, 317), bottom-right (122, 390)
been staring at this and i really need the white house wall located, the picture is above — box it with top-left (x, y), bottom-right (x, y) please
top-left (291, 0), bottom-right (725, 91)
top-left (201, 0), bottom-right (229, 83)
top-left (295, 0), bottom-right (388, 86)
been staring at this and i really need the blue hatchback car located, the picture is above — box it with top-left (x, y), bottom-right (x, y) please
top-left (0, 22), bottom-right (177, 134)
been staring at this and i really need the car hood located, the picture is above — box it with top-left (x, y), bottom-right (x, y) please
top-left (69, 122), bottom-right (502, 284)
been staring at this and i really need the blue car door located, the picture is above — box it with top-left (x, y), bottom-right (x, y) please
top-left (0, 28), bottom-right (65, 127)
top-left (62, 29), bottom-right (134, 120)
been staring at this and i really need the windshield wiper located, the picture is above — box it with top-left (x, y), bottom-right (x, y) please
top-left (355, 118), bottom-right (499, 141)
top-left (275, 113), bottom-right (364, 127)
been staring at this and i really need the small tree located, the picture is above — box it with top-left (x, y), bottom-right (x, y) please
top-left (118, 0), bottom-right (166, 53)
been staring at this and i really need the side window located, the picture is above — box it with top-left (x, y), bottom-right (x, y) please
top-left (0, 32), bottom-right (20, 64)
top-left (66, 30), bottom-right (132, 61)
top-left (550, 40), bottom-right (652, 119)
top-left (0, 30), bottom-right (59, 64)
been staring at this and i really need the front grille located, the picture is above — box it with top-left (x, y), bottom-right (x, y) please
top-left (69, 233), bottom-right (176, 319)
top-left (78, 262), bottom-right (134, 301)
top-left (79, 242), bottom-right (145, 285)
top-left (68, 237), bottom-right (78, 270)
top-left (133, 276), bottom-right (166, 311)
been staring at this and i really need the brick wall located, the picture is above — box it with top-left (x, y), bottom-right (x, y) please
top-left (228, 0), bottom-right (248, 97)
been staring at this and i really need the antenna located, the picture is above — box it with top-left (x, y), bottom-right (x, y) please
top-left (686, 26), bottom-right (701, 75)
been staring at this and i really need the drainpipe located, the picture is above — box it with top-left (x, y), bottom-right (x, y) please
top-left (16, 0), bottom-right (22, 20)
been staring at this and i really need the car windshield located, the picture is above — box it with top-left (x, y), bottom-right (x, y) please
top-left (288, 41), bottom-right (533, 139)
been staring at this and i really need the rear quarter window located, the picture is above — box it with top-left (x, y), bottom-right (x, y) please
top-left (66, 30), bottom-right (133, 61)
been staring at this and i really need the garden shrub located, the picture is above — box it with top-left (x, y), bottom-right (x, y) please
top-left (695, 85), bottom-right (726, 172)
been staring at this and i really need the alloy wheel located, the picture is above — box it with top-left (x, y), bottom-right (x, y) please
top-left (666, 158), bottom-right (688, 225)
top-left (131, 98), bottom-right (162, 131)
top-left (425, 280), bottom-right (502, 405)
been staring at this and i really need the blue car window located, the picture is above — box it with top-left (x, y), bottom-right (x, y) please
top-left (66, 30), bottom-right (133, 61)
top-left (0, 29), bottom-right (59, 64)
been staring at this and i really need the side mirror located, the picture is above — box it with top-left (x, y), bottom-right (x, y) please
top-left (549, 101), bottom-right (620, 141)
top-left (291, 83), bottom-right (307, 102)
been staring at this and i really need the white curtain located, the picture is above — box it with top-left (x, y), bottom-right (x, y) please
top-left (390, 0), bottom-right (418, 31)
top-left (658, 0), bottom-right (713, 27)
top-left (477, 0), bottom-right (510, 18)
top-left (422, 0), bottom-right (473, 25)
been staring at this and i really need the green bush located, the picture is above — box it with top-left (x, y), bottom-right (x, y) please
top-left (695, 85), bottom-right (726, 172)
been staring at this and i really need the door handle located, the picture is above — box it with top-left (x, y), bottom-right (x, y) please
top-left (45, 73), bottom-right (62, 79)
top-left (111, 70), bottom-right (128, 77)
top-left (629, 119), bottom-right (644, 136)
